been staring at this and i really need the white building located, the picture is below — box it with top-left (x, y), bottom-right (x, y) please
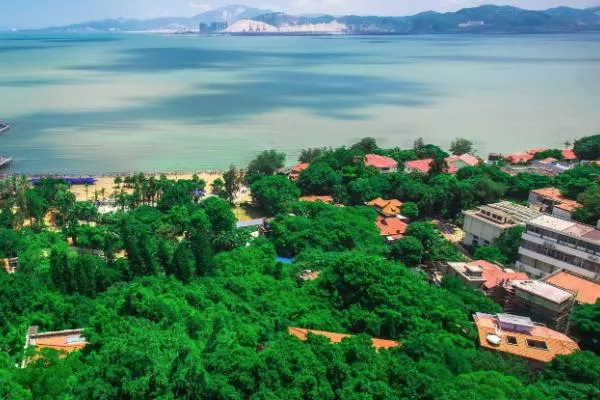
top-left (463, 202), bottom-right (542, 247)
top-left (517, 215), bottom-right (600, 280)
top-left (528, 187), bottom-right (581, 221)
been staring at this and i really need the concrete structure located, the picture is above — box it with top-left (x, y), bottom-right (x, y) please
top-left (22, 326), bottom-right (87, 367)
top-left (517, 215), bottom-right (600, 280)
top-left (442, 260), bottom-right (528, 290)
top-left (473, 313), bottom-right (579, 368)
top-left (463, 202), bottom-right (542, 247)
top-left (544, 270), bottom-right (600, 305)
top-left (529, 187), bottom-right (581, 221)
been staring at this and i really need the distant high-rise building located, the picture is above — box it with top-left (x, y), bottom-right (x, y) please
top-left (199, 22), bottom-right (209, 33)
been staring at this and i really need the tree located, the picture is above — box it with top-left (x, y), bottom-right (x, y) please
top-left (351, 137), bottom-right (379, 154)
top-left (406, 221), bottom-right (442, 253)
top-left (495, 226), bottom-right (525, 264)
top-left (211, 178), bottom-right (224, 196)
top-left (449, 138), bottom-right (474, 156)
top-left (202, 197), bottom-right (236, 235)
top-left (251, 175), bottom-right (300, 216)
top-left (188, 210), bottom-right (214, 275)
top-left (573, 184), bottom-right (600, 225)
top-left (299, 147), bottom-right (327, 163)
top-left (297, 162), bottom-right (343, 196)
top-left (473, 246), bottom-right (509, 265)
top-left (402, 202), bottom-right (419, 220)
top-left (246, 150), bottom-right (286, 184)
top-left (222, 164), bottom-right (242, 204)
top-left (570, 301), bottom-right (600, 354)
top-left (574, 135), bottom-right (600, 160)
top-left (169, 242), bottom-right (195, 283)
top-left (114, 176), bottom-right (122, 188)
top-left (429, 156), bottom-right (448, 176)
top-left (533, 149), bottom-right (564, 160)
top-left (389, 236), bottom-right (423, 266)
top-left (413, 137), bottom-right (425, 149)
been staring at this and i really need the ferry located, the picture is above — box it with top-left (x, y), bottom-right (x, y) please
top-left (0, 120), bottom-right (10, 134)
top-left (0, 157), bottom-right (12, 169)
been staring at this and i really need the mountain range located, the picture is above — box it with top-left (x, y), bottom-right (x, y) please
top-left (35, 4), bottom-right (600, 34)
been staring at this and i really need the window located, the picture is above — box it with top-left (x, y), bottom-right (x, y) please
top-left (507, 336), bottom-right (518, 345)
top-left (526, 339), bottom-right (548, 350)
top-left (65, 335), bottom-right (85, 344)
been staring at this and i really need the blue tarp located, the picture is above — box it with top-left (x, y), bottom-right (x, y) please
top-left (31, 177), bottom-right (97, 186)
top-left (276, 257), bottom-right (293, 264)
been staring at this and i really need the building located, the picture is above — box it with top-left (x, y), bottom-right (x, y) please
top-left (463, 202), bottom-right (542, 247)
top-left (199, 22), bottom-right (209, 33)
top-left (504, 153), bottom-right (534, 165)
top-left (375, 216), bottom-right (408, 242)
top-left (544, 270), bottom-right (600, 305)
top-left (529, 187), bottom-right (581, 221)
top-left (210, 21), bottom-right (228, 32)
top-left (366, 198), bottom-right (403, 217)
top-left (405, 154), bottom-right (479, 174)
top-left (517, 215), bottom-right (600, 280)
top-left (22, 326), bottom-right (87, 367)
top-left (299, 195), bottom-right (334, 204)
top-left (298, 270), bottom-right (322, 282)
top-left (505, 280), bottom-right (576, 331)
top-left (364, 154), bottom-right (398, 174)
top-left (1, 257), bottom-right (18, 274)
top-left (473, 313), bottom-right (579, 368)
top-left (562, 149), bottom-right (577, 161)
top-left (288, 327), bottom-right (400, 350)
top-left (441, 260), bottom-right (528, 290)
top-left (288, 163), bottom-right (310, 180)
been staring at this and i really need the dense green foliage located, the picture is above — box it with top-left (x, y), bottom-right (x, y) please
top-left (573, 134), bottom-right (600, 161)
top-left (1, 137), bottom-right (600, 398)
top-left (449, 137), bottom-right (474, 156)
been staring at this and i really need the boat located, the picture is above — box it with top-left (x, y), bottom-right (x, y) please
top-left (0, 120), bottom-right (10, 134)
top-left (0, 157), bottom-right (12, 169)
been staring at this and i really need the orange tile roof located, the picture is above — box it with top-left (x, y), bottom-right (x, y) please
top-left (288, 327), bottom-right (400, 350)
top-left (468, 260), bottom-right (529, 290)
top-left (365, 154), bottom-right (398, 169)
top-left (505, 153), bottom-right (535, 164)
top-left (473, 313), bottom-right (579, 363)
top-left (405, 158), bottom-right (433, 173)
top-left (299, 195), bottom-right (334, 204)
top-left (367, 197), bottom-right (403, 216)
top-left (526, 148), bottom-right (548, 155)
top-left (531, 187), bottom-right (582, 213)
top-left (24, 328), bottom-right (87, 363)
top-left (446, 153), bottom-right (480, 168)
top-left (289, 163), bottom-right (310, 180)
top-left (375, 216), bottom-right (408, 239)
top-left (562, 149), bottom-right (577, 161)
top-left (544, 271), bottom-right (600, 305)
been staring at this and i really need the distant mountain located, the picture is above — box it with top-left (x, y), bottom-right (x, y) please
top-left (40, 5), bottom-right (270, 32)
top-left (37, 4), bottom-right (600, 34)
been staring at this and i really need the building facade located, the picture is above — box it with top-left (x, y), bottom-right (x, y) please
top-left (517, 215), bottom-right (600, 280)
top-left (462, 202), bottom-right (542, 247)
top-left (528, 187), bottom-right (581, 221)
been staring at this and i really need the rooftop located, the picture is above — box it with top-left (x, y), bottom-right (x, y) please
top-left (446, 153), bottom-right (480, 168)
top-left (530, 187), bottom-right (582, 213)
top-left (510, 280), bottom-right (574, 304)
top-left (405, 158), bottom-right (433, 173)
top-left (25, 326), bottom-right (87, 355)
top-left (504, 153), bottom-right (535, 164)
top-left (449, 260), bottom-right (529, 290)
top-left (528, 215), bottom-right (600, 244)
top-left (562, 149), bottom-right (577, 161)
top-left (365, 154), bottom-right (398, 169)
top-left (465, 201), bottom-right (542, 227)
top-left (544, 270), bottom-right (600, 305)
top-left (366, 197), bottom-right (403, 216)
top-left (375, 216), bottom-right (408, 239)
top-left (289, 163), bottom-right (310, 180)
top-left (288, 327), bottom-right (400, 350)
top-left (299, 195), bottom-right (334, 204)
top-left (473, 313), bottom-right (579, 363)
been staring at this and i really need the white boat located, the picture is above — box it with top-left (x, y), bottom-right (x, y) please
top-left (0, 157), bottom-right (12, 169)
top-left (0, 121), bottom-right (10, 134)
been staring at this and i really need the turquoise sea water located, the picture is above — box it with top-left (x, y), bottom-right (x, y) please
top-left (0, 33), bottom-right (599, 174)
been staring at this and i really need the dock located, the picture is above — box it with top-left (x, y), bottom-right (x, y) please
top-left (0, 121), bottom-right (10, 134)
top-left (0, 157), bottom-right (12, 169)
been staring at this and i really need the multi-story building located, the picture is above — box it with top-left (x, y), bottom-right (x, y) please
top-left (528, 187), bottom-right (581, 221)
top-left (517, 215), bottom-right (600, 280)
top-left (462, 202), bottom-right (542, 247)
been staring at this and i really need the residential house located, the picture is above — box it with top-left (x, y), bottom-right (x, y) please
top-left (462, 202), bottom-right (542, 247)
top-left (22, 326), bottom-right (87, 367)
top-left (473, 313), bottom-right (579, 368)
top-left (405, 154), bottom-right (479, 174)
top-left (364, 154), bottom-right (398, 174)
top-left (288, 163), bottom-right (310, 181)
top-left (543, 270), bottom-right (600, 305)
top-left (441, 260), bottom-right (528, 291)
top-left (299, 195), bottom-right (334, 204)
top-left (562, 149), bottom-right (577, 161)
top-left (375, 216), bottom-right (408, 243)
top-left (529, 187), bottom-right (581, 221)
top-left (288, 327), bottom-right (400, 351)
top-left (517, 215), bottom-right (600, 280)
top-left (504, 153), bottom-right (535, 165)
top-left (366, 197), bottom-right (403, 217)
top-left (505, 280), bottom-right (576, 331)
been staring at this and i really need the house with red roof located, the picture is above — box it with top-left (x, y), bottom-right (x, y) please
top-left (366, 198), bottom-right (403, 217)
top-left (405, 159), bottom-right (433, 174)
top-left (443, 260), bottom-right (529, 291)
top-left (544, 270), bottom-right (600, 305)
top-left (375, 216), bottom-right (408, 242)
top-left (562, 149), bottom-right (577, 161)
top-left (528, 187), bottom-right (582, 221)
top-left (405, 154), bottom-right (480, 174)
top-left (299, 195), bottom-right (334, 204)
top-left (289, 327), bottom-right (400, 351)
top-left (288, 163), bottom-right (310, 180)
top-left (364, 154), bottom-right (398, 174)
top-left (504, 153), bottom-right (535, 165)
top-left (22, 326), bottom-right (87, 367)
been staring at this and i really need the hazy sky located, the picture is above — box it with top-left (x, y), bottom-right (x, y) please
top-left (2, 0), bottom-right (599, 29)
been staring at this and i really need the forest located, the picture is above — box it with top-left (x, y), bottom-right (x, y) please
top-left (0, 136), bottom-right (599, 399)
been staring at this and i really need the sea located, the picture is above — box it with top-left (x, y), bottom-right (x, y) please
top-left (1, 32), bottom-right (599, 174)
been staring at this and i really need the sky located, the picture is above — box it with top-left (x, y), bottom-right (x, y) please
top-left (1, 0), bottom-right (599, 29)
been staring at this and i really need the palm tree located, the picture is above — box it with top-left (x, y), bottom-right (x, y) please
top-left (564, 140), bottom-right (572, 149)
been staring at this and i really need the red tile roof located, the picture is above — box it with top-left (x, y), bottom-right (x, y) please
top-left (299, 195), bottom-right (334, 204)
top-left (405, 158), bottom-right (433, 173)
top-left (288, 327), bottom-right (400, 350)
top-left (365, 154), bottom-right (398, 169)
top-left (468, 260), bottom-right (529, 290)
top-left (526, 148), bottom-right (548, 155)
top-left (446, 154), bottom-right (480, 168)
top-left (367, 198), bottom-right (403, 216)
top-left (473, 313), bottom-right (579, 363)
top-left (289, 163), bottom-right (310, 180)
top-left (562, 149), bottom-right (577, 161)
top-left (375, 216), bottom-right (408, 239)
top-left (531, 187), bottom-right (582, 213)
top-left (504, 153), bottom-right (534, 164)
top-left (544, 271), bottom-right (600, 305)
